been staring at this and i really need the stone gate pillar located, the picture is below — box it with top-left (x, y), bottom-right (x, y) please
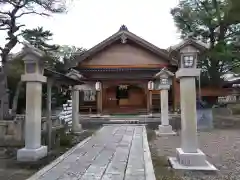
top-left (17, 44), bottom-right (47, 162)
top-left (72, 85), bottom-right (82, 133)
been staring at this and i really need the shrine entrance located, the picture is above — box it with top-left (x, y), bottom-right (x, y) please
top-left (103, 84), bottom-right (147, 114)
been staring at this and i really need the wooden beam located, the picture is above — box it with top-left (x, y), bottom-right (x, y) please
top-left (79, 64), bottom-right (169, 68)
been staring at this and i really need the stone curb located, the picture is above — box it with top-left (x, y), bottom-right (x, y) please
top-left (143, 126), bottom-right (156, 180)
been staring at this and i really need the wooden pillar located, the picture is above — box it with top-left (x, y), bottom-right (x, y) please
top-left (150, 90), bottom-right (152, 113)
top-left (147, 81), bottom-right (154, 114)
top-left (46, 78), bottom-right (53, 151)
top-left (147, 90), bottom-right (152, 114)
top-left (147, 90), bottom-right (149, 113)
top-left (100, 83), bottom-right (103, 113)
top-left (96, 82), bottom-right (102, 115)
top-left (172, 75), bottom-right (178, 112)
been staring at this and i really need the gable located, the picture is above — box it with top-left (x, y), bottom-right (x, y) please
top-left (79, 43), bottom-right (169, 67)
top-left (70, 25), bottom-right (178, 69)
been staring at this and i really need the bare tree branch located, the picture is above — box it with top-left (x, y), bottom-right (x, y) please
top-left (0, 27), bottom-right (9, 30)
top-left (0, 11), bottom-right (11, 16)
top-left (16, 11), bottom-right (49, 18)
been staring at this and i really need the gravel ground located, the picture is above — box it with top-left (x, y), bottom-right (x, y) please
top-left (151, 129), bottom-right (240, 180)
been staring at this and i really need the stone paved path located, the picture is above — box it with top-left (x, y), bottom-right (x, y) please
top-left (27, 125), bottom-right (155, 180)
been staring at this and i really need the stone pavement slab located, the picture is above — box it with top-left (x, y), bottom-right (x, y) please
top-left (27, 125), bottom-right (156, 180)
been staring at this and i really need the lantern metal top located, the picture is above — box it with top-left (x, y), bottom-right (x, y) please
top-left (154, 67), bottom-right (174, 79)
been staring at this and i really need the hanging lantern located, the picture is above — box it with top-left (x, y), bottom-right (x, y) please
top-left (148, 81), bottom-right (154, 90)
top-left (95, 81), bottom-right (101, 91)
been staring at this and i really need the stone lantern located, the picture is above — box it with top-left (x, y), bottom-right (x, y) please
top-left (154, 68), bottom-right (176, 135)
top-left (169, 43), bottom-right (217, 170)
top-left (17, 43), bottom-right (47, 162)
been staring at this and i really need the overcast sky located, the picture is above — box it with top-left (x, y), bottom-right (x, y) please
top-left (0, 0), bottom-right (181, 53)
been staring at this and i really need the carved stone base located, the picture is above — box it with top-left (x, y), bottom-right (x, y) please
top-left (17, 146), bottom-right (47, 162)
top-left (169, 148), bottom-right (217, 171)
top-left (156, 125), bottom-right (176, 136)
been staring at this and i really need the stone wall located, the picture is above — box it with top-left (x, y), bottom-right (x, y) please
top-left (0, 115), bottom-right (63, 146)
top-left (212, 107), bottom-right (240, 129)
top-left (0, 120), bottom-right (24, 146)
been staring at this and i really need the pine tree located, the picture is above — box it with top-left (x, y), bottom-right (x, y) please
top-left (171, 0), bottom-right (240, 86)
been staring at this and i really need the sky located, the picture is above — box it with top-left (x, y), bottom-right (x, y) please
top-left (0, 0), bottom-right (181, 53)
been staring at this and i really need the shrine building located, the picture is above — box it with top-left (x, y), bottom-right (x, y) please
top-left (70, 25), bottom-right (232, 115)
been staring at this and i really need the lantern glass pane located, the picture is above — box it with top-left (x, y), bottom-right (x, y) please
top-left (160, 78), bottom-right (168, 85)
top-left (26, 63), bottom-right (36, 73)
top-left (183, 55), bottom-right (194, 68)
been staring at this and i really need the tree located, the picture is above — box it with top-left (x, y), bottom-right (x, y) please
top-left (0, 0), bottom-right (71, 117)
top-left (0, 0), bottom-right (68, 63)
top-left (171, 0), bottom-right (240, 86)
top-left (22, 27), bottom-right (59, 52)
top-left (7, 56), bottom-right (25, 115)
top-left (22, 27), bottom-right (62, 71)
top-left (54, 45), bottom-right (87, 73)
top-left (22, 28), bottom-right (87, 72)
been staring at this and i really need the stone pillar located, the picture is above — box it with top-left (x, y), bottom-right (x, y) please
top-left (179, 77), bottom-right (198, 152)
top-left (157, 85), bottom-right (176, 136)
top-left (160, 88), bottom-right (168, 125)
top-left (17, 75), bottom-right (47, 161)
top-left (169, 68), bottom-right (217, 170)
top-left (72, 85), bottom-right (81, 133)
